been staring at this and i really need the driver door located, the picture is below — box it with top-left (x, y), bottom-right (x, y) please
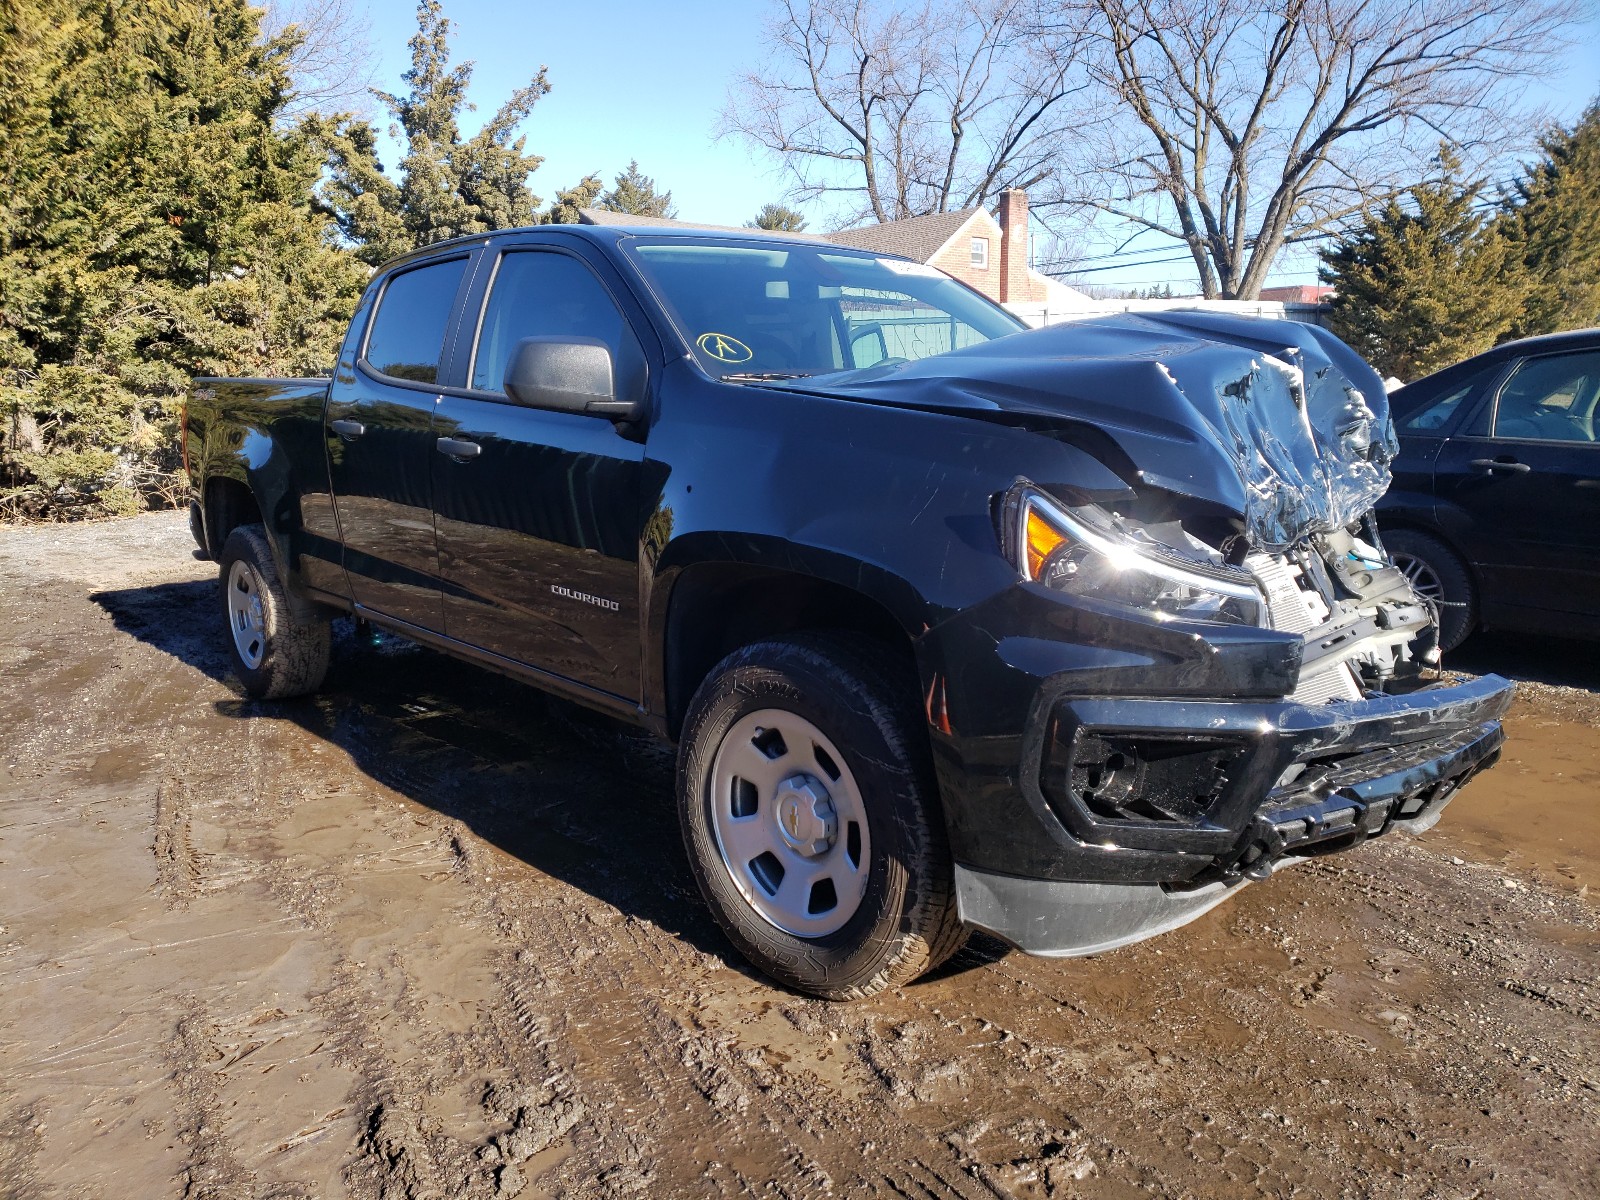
top-left (429, 244), bottom-right (652, 701)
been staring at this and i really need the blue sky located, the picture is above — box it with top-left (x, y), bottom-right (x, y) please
top-left (362, 1), bottom-right (786, 231)
top-left (356, 0), bottom-right (1599, 291)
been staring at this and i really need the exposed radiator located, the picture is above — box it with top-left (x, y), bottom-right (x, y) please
top-left (1247, 553), bottom-right (1363, 704)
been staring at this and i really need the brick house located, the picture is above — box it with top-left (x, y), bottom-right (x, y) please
top-left (1258, 284), bottom-right (1335, 304)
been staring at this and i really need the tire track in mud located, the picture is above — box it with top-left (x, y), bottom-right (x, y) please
top-left (9, 515), bottom-right (1600, 1199)
top-left (319, 692), bottom-right (1010, 1199)
top-left (0, 1101), bottom-right (43, 1200)
top-left (166, 996), bottom-right (275, 1200)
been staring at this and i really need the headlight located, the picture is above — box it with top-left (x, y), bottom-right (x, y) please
top-left (1012, 488), bottom-right (1263, 627)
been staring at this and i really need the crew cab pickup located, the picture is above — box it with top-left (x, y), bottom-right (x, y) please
top-left (183, 224), bottom-right (1513, 999)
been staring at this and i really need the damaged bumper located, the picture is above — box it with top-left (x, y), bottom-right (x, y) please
top-left (922, 594), bottom-right (1513, 955)
top-left (952, 675), bottom-right (1508, 956)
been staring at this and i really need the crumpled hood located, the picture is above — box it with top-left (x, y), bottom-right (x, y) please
top-left (782, 310), bottom-right (1395, 552)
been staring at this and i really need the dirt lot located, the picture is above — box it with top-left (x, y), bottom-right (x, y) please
top-left (2, 512), bottom-right (1596, 1200)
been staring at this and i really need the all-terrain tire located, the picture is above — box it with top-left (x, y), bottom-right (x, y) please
top-left (1384, 529), bottom-right (1477, 653)
top-left (678, 633), bottom-right (967, 1000)
top-left (217, 524), bottom-right (331, 699)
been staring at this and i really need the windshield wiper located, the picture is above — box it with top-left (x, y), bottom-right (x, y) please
top-left (719, 370), bottom-right (814, 383)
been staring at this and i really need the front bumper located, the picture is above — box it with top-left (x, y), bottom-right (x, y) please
top-left (951, 683), bottom-right (1506, 955)
top-left (920, 586), bottom-right (1514, 897)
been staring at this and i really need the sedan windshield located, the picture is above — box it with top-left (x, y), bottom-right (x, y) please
top-left (621, 237), bottom-right (1025, 379)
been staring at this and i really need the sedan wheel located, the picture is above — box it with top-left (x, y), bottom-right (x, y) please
top-left (1383, 529), bottom-right (1476, 653)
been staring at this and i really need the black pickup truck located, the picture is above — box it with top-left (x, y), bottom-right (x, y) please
top-left (184, 224), bottom-right (1513, 999)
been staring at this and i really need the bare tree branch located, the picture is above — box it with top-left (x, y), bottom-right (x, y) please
top-left (1051, 0), bottom-right (1578, 297)
top-left (262, 0), bottom-right (378, 119)
top-left (721, 0), bottom-right (1093, 227)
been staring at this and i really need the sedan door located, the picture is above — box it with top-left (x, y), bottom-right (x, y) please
top-left (1433, 347), bottom-right (1600, 624)
top-left (430, 244), bottom-right (652, 702)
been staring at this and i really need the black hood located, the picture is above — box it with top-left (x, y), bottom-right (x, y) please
top-left (780, 310), bottom-right (1395, 552)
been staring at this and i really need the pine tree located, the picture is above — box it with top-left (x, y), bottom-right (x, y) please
top-left (1319, 149), bottom-right (1528, 381)
top-left (1501, 102), bottom-right (1600, 339)
top-left (542, 174), bottom-right (604, 224)
top-left (304, 114), bottom-right (410, 266)
top-left (366, 0), bottom-right (550, 249)
top-left (1, 0), bottom-right (364, 519)
top-left (598, 160), bottom-right (676, 218)
top-left (748, 203), bottom-right (807, 232)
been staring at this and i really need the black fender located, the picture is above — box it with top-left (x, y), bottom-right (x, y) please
top-left (187, 378), bottom-right (337, 609)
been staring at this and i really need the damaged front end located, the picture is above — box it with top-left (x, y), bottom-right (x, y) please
top-left (942, 476), bottom-right (1512, 956)
top-left (859, 311), bottom-right (1514, 957)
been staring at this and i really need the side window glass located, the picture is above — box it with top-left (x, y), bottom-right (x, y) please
top-left (335, 285), bottom-right (377, 383)
top-left (1491, 351), bottom-right (1600, 443)
top-left (363, 257), bottom-right (469, 384)
top-left (1399, 383), bottom-right (1474, 433)
top-left (1396, 363), bottom-right (1499, 434)
top-left (471, 251), bottom-right (643, 398)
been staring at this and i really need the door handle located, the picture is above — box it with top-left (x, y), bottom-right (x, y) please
top-left (436, 436), bottom-right (481, 460)
top-left (1470, 458), bottom-right (1531, 474)
top-left (329, 418), bottom-right (366, 440)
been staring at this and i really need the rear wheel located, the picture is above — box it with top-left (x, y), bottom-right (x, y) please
top-left (677, 633), bottom-right (966, 999)
top-left (217, 524), bottom-right (331, 698)
top-left (1385, 529), bottom-right (1476, 653)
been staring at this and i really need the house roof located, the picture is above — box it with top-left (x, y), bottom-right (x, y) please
top-left (823, 208), bottom-right (984, 262)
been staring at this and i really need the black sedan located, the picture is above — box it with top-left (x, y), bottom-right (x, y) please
top-left (1378, 327), bottom-right (1600, 650)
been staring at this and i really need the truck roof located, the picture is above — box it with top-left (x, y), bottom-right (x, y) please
top-left (378, 221), bottom-right (903, 273)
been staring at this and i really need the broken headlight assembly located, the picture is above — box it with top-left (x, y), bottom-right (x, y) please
top-left (1007, 487), bottom-right (1264, 627)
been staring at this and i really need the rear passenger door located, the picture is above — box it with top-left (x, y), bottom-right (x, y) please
top-left (1434, 347), bottom-right (1600, 619)
top-left (326, 253), bottom-right (475, 630)
top-left (430, 242), bottom-right (652, 701)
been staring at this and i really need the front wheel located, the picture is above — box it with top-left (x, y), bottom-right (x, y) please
top-left (677, 634), bottom-right (966, 999)
top-left (217, 524), bottom-right (331, 699)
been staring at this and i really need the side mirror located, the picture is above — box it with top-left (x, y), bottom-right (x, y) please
top-left (502, 336), bottom-right (645, 421)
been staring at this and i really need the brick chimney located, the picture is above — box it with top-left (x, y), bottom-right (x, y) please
top-left (996, 189), bottom-right (1045, 304)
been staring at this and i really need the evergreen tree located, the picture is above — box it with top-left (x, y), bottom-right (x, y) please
top-left (748, 203), bottom-right (807, 232)
top-left (1501, 102), bottom-right (1600, 339)
top-left (363, 0), bottom-right (550, 249)
top-left (304, 114), bottom-right (410, 266)
top-left (598, 160), bottom-right (676, 218)
top-left (542, 174), bottom-right (604, 224)
top-left (1, 0), bottom-right (364, 518)
top-left (1319, 149), bottom-right (1527, 381)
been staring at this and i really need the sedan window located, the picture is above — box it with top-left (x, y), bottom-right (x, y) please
top-left (1491, 351), bottom-right (1600, 443)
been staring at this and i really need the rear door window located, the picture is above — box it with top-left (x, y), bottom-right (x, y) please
top-left (363, 256), bottom-right (470, 384)
top-left (1395, 363), bottom-right (1501, 433)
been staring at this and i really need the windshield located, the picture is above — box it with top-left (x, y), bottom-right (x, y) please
top-left (621, 238), bottom-right (1025, 379)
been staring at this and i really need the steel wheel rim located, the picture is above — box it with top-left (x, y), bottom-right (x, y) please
top-left (708, 708), bottom-right (872, 938)
top-left (226, 559), bottom-right (267, 670)
top-left (1391, 552), bottom-right (1445, 603)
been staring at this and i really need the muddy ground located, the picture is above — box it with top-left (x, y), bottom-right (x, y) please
top-left (1, 512), bottom-right (1596, 1200)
